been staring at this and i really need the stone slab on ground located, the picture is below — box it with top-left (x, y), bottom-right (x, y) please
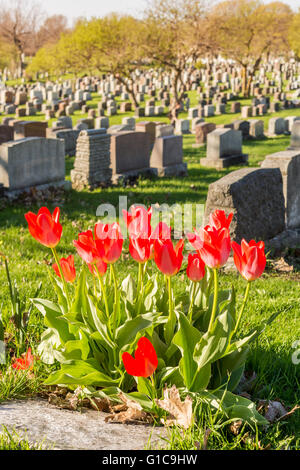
top-left (0, 399), bottom-right (165, 450)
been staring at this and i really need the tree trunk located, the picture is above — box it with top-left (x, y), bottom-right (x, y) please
top-left (169, 69), bottom-right (184, 125)
top-left (115, 74), bottom-right (138, 110)
top-left (241, 65), bottom-right (248, 97)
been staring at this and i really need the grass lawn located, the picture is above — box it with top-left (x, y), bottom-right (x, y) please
top-left (0, 89), bottom-right (299, 450)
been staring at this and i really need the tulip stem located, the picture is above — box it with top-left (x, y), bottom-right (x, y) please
top-left (95, 266), bottom-right (110, 321)
top-left (233, 282), bottom-right (251, 337)
top-left (111, 264), bottom-right (118, 337)
top-left (51, 248), bottom-right (71, 309)
top-left (208, 268), bottom-right (218, 334)
top-left (188, 281), bottom-right (196, 323)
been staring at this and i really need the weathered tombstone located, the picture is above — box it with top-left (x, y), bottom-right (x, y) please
top-left (288, 121), bottom-right (300, 151)
top-left (0, 138), bottom-right (65, 194)
top-left (232, 120), bottom-right (250, 140)
top-left (204, 104), bottom-right (214, 117)
top-left (285, 116), bottom-right (300, 134)
top-left (155, 124), bottom-right (174, 138)
top-left (136, 121), bottom-right (156, 147)
top-left (249, 120), bottom-right (264, 139)
top-left (14, 121), bottom-right (48, 139)
top-left (0, 125), bottom-right (14, 144)
top-left (175, 119), bottom-right (190, 135)
top-left (268, 117), bottom-right (286, 136)
top-left (200, 128), bottom-right (248, 169)
top-left (95, 117), bottom-right (109, 129)
top-left (46, 128), bottom-right (80, 157)
top-left (71, 129), bottom-right (112, 189)
top-left (231, 102), bottom-right (241, 113)
top-left (241, 106), bottom-right (252, 118)
top-left (110, 131), bottom-right (151, 182)
top-left (204, 167), bottom-right (285, 242)
top-left (150, 135), bottom-right (187, 176)
top-left (193, 122), bottom-right (216, 147)
top-left (261, 150), bottom-right (300, 229)
top-left (122, 117), bottom-right (135, 131)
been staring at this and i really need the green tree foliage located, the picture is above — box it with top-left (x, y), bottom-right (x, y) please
top-left (289, 8), bottom-right (300, 60)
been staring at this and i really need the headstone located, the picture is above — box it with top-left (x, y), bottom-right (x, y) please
top-left (95, 117), bottom-right (109, 129)
top-left (193, 122), bottom-right (216, 147)
top-left (14, 121), bottom-right (48, 139)
top-left (261, 150), bottom-right (300, 229)
top-left (46, 128), bottom-right (80, 157)
top-left (175, 119), bottom-right (190, 135)
top-left (204, 167), bottom-right (285, 242)
top-left (232, 120), bottom-right (250, 140)
top-left (150, 135), bottom-right (187, 177)
top-left (249, 120), bottom-right (264, 139)
top-left (0, 138), bottom-right (65, 193)
top-left (0, 125), bottom-right (14, 144)
top-left (71, 129), bottom-right (112, 189)
top-left (268, 117), bottom-right (286, 136)
top-left (200, 129), bottom-right (248, 169)
top-left (110, 131), bottom-right (151, 182)
top-left (136, 121), bottom-right (156, 147)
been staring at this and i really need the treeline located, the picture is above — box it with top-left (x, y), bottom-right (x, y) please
top-left (1, 0), bottom-right (300, 100)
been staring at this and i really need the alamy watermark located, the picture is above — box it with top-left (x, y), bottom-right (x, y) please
top-left (96, 196), bottom-right (204, 246)
top-left (0, 340), bottom-right (5, 365)
top-left (292, 341), bottom-right (300, 365)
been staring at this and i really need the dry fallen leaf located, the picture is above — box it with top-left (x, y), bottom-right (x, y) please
top-left (105, 392), bottom-right (153, 425)
top-left (229, 420), bottom-right (243, 436)
top-left (155, 385), bottom-right (193, 429)
top-left (257, 400), bottom-right (288, 423)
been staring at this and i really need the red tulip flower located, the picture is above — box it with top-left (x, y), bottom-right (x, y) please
top-left (187, 253), bottom-right (206, 282)
top-left (231, 239), bottom-right (266, 282)
top-left (73, 230), bottom-right (101, 265)
top-left (25, 207), bottom-right (62, 248)
top-left (94, 222), bottom-right (123, 264)
top-left (53, 255), bottom-right (76, 283)
top-left (123, 206), bottom-right (152, 239)
top-left (154, 238), bottom-right (184, 277)
top-left (188, 225), bottom-right (231, 269)
top-left (88, 259), bottom-right (108, 277)
top-left (209, 209), bottom-right (233, 231)
top-left (122, 337), bottom-right (158, 378)
top-left (12, 348), bottom-right (34, 370)
top-left (129, 236), bottom-right (152, 264)
top-left (151, 221), bottom-right (172, 241)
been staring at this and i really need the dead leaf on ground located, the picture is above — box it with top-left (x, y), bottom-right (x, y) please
top-left (48, 386), bottom-right (89, 411)
top-left (257, 400), bottom-right (288, 423)
top-left (155, 385), bottom-right (193, 430)
top-left (105, 392), bottom-right (153, 425)
top-left (272, 257), bottom-right (294, 273)
top-left (229, 420), bottom-right (243, 436)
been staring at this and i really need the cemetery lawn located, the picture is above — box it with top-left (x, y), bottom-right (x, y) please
top-left (0, 117), bottom-right (299, 450)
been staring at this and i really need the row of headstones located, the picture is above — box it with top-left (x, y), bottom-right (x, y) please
top-left (0, 121), bottom-right (187, 194)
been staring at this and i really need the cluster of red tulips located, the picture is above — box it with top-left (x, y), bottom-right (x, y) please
top-left (23, 205), bottom-right (267, 379)
top-left (24, 206), bottom-right (266, 286)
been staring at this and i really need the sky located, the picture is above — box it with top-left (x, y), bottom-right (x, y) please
top-left (38, 0), bottom-right (300, 23)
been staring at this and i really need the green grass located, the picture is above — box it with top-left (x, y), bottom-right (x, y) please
top-left (0, 86), bottom-right (299, 450)
top-left (0, 426), bottom-right (45, 450)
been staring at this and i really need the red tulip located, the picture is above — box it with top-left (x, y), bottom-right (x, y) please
top-left (94, 222), bottom-right (123, 264)
top-left (53, 255), bottom-right (76, 283)
top-left (129, 236), bottom-right (152, 264)
top-left (87, 259), bottom-right (108, 277)
top-left (231, 239), bottom-right (266, 281)
top-left (73, 230), bottom-right (101, 265)
top-left (187, 253), bottom-right (206, 282)
top-left (12, 348), bottom-right (34, 371)
top-left (25, 207), bottom-right (62, 248)
top-left (209, 209), bottom-right (233, 231)
top-left (123, 206), bottom-right (152, 238)
top-left (122, 337), bottom-right (158, 378)
top-left (188, 225), bottom-right (231, 269)
top-left (154, 238), bottom-right (184, 276)
top-left (151, 222), bottom-right (172, 241)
